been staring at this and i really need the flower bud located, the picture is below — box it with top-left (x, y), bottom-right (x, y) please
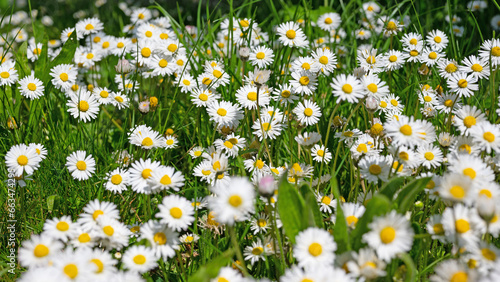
top-left (115, 59), bottom-right (134, 73)
top-left (477, 195), bottom-right (496, 223)
top-left (239, 47), bottom-right (250, 61)
top-left (365, 96), bottom-right (378, 113)
top-left (258, 175), bottom-right (276, 197)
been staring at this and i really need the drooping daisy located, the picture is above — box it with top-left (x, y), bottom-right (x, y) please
top-left (293, 227), bottom-right (336, 269)
top-left (340, 202), bottom-right (366, 229)
top-left (66, 90), bottom-right (100, 122)
top-left (331, 74), bottom-right (364, 103)
top-left (65, 151), bottom-right (96, 181)
top-left (362, 210), bottom-right (414, 262)
top-left (293, 100), bottom-right (322, 126)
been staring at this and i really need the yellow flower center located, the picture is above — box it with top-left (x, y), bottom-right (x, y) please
top-left (103, 225), bottom-right (114, 236)
top-left (480, 189), bottom-right (493, 198)
top-left (410, 50), bottom-right (419, 57)
top-left (317, 149), bottom-right (325, 157)
top-left (367, 83), bottom-right (378, 93)
top-left (160, 175), bottom-right (172, 185)
top-left (64, 264), bottom-right (79, 279)
top-left (91, 259), bottom-right (104, 273)
top-left (308, 243), bottom-right (322, 256)
top-left (76, 160), bottom-right (87, 171)
top-left (434, 36), bottom-right (442, 43)
top-left (142, 168), bottom-right (152, 179)
top-left (380, 226), bottom-right (396, 244)
top-left (86, 53), bottom-right (94, 60)
top-left (170, 207), bottom-right (182, 219)
top-left (484, 132), bottom-right (495, 142)
top-left (257, 219), bottom-right (267, 227)
top-left (445, 63), bottom-right (458, 73)
top-left (85, 23), bottom-right (94, 30)
top-left (60, 73), bottom-right (69, 82)
top-left (117, 42), bottom-right (124, 48)
top-left (399, 124), bottom-right (412, 136)
top-left (78, 233), bottom-right (91, 243)
top-left (252, 247), bottom-right (264, 255)
top-left (428, 52), bottom-right (437, 60)
top-left (168, 44), bottom-right (178, 52)
top-left (492, 47), bottom-right (500, 57)
top-left (458, 79), bottom-right (468, 88)
top-left (389, 55), bottom-right (397, 62)
top-left (286, 30), bottom-right (296, 39)
top-left (302, 62), bottom-right (311, 70)
top-left (0, 71), bottom-right (10, 78)
top-left (342, 84), bottom-right (353, 93)
top-left (463, 168), bottom-right (476, 179)
top-left (247, 91), bottom-right (257, 101)
top-left (369, 164), bottom-right (382, 175)
top-left (386, 21), bottom-right (397, 31)
top-left (346, 215), bottom-right (358, 226)
top-left (304, 108), bottom-right (313, 117)
top-left (34, 244), bottom-right (49, 257)
top-left (399, 151), bottom-right (409, 161)
top-left (433, 223), bottom-right (444, 235)
top-left (142, 137), bottom-right (153, 147)
top-left (17, 155), bottom-right (28, 166)
top-left (299, 76), bottom-right (310, 86)
top-left (228, 195), bottom-right (243, 207)
top-left (115, 96), bottom-right (124, 103)
top-left (183, 79), bottom-right (191, 86)
top-left (256, 52), bottom-right (265, 59)
top-left (217, 108), bottom-right (227, 116)
top-left (450, 185), bottom-right (465, 199)
top-left (471, 64), bottom-right (483, 72)
top-left (92, 210), bottom-right (103, 220)
top-left (324, 17), bottom-right (333, 24)
top-left (133, 255), bottom-right (146, 265)
top-left (321, 196), bottom-right (331, 205)
top-left (79, 100), bottom-right (89, 112)
top-left (366, 56), bottom-right (376, 64)
top-left (141, 47), bottom-right (151, 58)
top-left (463, 116), bottom-right (476, 128)
top-left (281, 90), bottom-right (291, 98)
top-left (455, 219), bottom-right (470, 234)
top-left (450, 272), bottom-right (467, 282)
top-left (56, 221), bottom-right (69, 231)
top-left (390, 99), bottom-right (398, 106)
top-left (357, 143), bottom-right (368, 153)
top-left (319, 56), bottom-right (328, 64)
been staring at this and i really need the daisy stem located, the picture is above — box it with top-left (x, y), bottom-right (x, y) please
top-left (176, 250), bottom-right (188, 281)
top-left (332, 102), bottom-right (362, 177)
top-left (229, 224), bottom-right (250, 276)
top-left (316, 102), bottom-right (341, 191)
top-left (269, 201), bottom-right (286, 275)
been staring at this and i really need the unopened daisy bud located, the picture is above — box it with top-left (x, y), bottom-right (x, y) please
top-left (239, 47), bottom-right (250, 61)
top-left (414, 201), bottom-right (423, 209)
top-left (332, 116), bottom-right (346, 128)
top-left (365, 96), bottom-right (378, 112)
top-left (114, 251), bottom-right (122, 259)
top-left (254, 69), bottom-right (271, 86)
top-left (477, 195), bottom-right (496, 222)
top-left (258, 175), bottom-right (276, 197)
top-left (138, 101), bottom-right (150, 113)
top-left (115, 59), bottom-right (133, 73)
top-left (438, 132), bottom-right (454, 147)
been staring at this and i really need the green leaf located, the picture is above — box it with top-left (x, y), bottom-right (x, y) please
top-left (398, 253), bottom-right (417, 282)
top-left (298, 183), bottom-right (323, 229)
top-left (333, 200), bottom-right (350, 253)
top-left (379, 176), bottom-right (405, 200)
top-left (395, 177), bottom-right (431, 213)
top-left (14, 41), bottom-right (30, 77)
top-left (350, 194), bottom-right (391, 250)
top-left (47, 195), bottom-right (58, 213)
top-left (188, 249), bottom-right (235, 282)
top-left (277, 178), bottom-right (306, 244)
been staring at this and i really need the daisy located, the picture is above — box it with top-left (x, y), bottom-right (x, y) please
top-left (293, 227), bottom-right (336, 269)
top-left (148, 166), bottom-right (185, 193)
top-left (400, 32), bottom-right (423, 48)
top-left (243, 239), bottom-right (267, 265)
top-left (43, 215), bottom-right (78, 242)
top-left (358, 155), bottom-right (390, 183)
top-left (290, 70), bottom-right (317, 95)
top-left (416, 144), bottom-right (443, 169)
top-left (95, 216), bottom-right (131, 250)
top-left (403, 42), bottom-right (424, 63)
top-left (331, 74), bottom-right (364, 103)
top-left (5, 144), bottom-right (41, 177)
top-left (18, 234), bottom-right (63, 268)
top-left (380, 17), bottom-right (402, 36)
top-left (459, 55), bottom-right (490, 80)
top-left (206, 100), bottom-right (242, 127)
top-left (83, 248), bottom-right (117, 280)
top-left (361, 74), bottom-right (389, 99)
top-left (104, 168), bottom-right (129, 193)
top-left (163, 135), bottom-right (178, 149)
top-left (448, 154), bottom-right (495, 184)
top-left (426, 29), bottom-right (449, 51)
top-left (469, 121), bottom-right (500, 154)
top-left (453, 105), bottom-right (486, 135)
top-left (213, 267), bottom-right (246, 282)
top-left (65, 151), bottom-right (96, 181)
top-left (438, 173), bottom-right (474, 205)
top-left (384, 115), bottom-right (425, 147)
top-left (362, 210), bottom-right (414, 262)
top-left (52, 249), bottom-right (95, 281)
top-left (150, 55), bottom-right (176, 76)
top-left (0, 60), bottom-right (18, 86)
top-left (296, 131), bottom-right (322, 146)
top-left (214, 134), bottom-right (246, 157)
top-left (447, 72), bottom-right (478, 97)
top-left (18, 71), bottom-right (44, 100)
top-left (479, 38), bottom-right (500, 67)
top-left (176, 73), bottom-right (196, 93)
top-left (358, 48), bottom-right (384, 73)
top-left (76, 17), bottom-right (103, 37)
top-left (292, 56), bottom-right (321, 73)
top-left (442, 204), bottom-right (483, 248)
top-left (437, 59), bottom-right (460, 79)
top-left (27, 42), bottom-right (43, 62)
top-left (276, 21), bottom-right (308, 48)
top-left (249, 46), bottom-right (274, 68)
top-left (122, 245), bottom-right (158, 273)
top-left (317, 12), bottom-right (341, 31)
top-left (140, 220), bottom-right (179, 260)
top-left (128, 125), bottom-right (164, 150)
top-left (250, 213), bottom-right (272, 235)
top-left (252, 115), bottom-right (283, 140)
top-left (383, 49), bottom-right (407, 71)
top-left (346, 248), bottom-right (386, 280)
top-left (340, 202), bottom-right (366, 229)
top-left (312, 47), bottom-right (337, 75)
top-left (111, 92), bottom-right (130, 109)
top-left (316, 193), bottom-right (336, 213)
top-left (29, 143), bottom-right (47, 160)
top-left (190, 87), bottom-right (219, 107)
top-left (235, 85), bottom-right (270, 110)
top-left (77, 200), bottom-right (120, 232)
top-left (189, 146), bottom-right (205, 159)
top-left (66, 90), bottom-right (100, 122)
top-left (311, 144), bottom-right (332, 163)
top-left (293, 100), bottom-right (322, 126)
top-left (69, 227), bottom-right (97, 249)
top-left (208, 177), bottom-right (256, 225)
top-left (179, 233), bottom-right (200, 244)
top-left (429, 259), bottom-right (478, 282)
top-left (111, 37), bottom-right (132, 56)
top-left (421, 48), bottom-right (443, 66)
top-left (128, 158), bottom-right (161, 194)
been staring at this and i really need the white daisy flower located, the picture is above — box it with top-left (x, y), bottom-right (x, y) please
top-left (459, 55), bottom-right (490, 80)
top-left (65, 151), bottom-right (96, 181)
top-left (290, 70), bottom-right (318, 95)
top-left (18, 234), bottom-right (63, 268)
top-left (104, 168), bottom-right (129, 193)
top-left (5, 144), bottom-right (41, 177)
top-left (140, 220), bottom-right (179, 260)
top-left (469, 121), bottom-right (500, 154)
top-left (249, 45), bottom-right (274, 68)
top-left (293, 99), bottom-right (322, 126)
top-left (293, 227), bottom-right (336, 269)
top-left (66, 90), bottom-right (100, 122)
top-left (128, 158), bottom-right (161, 194)
top-left (276, 21), bottom-right (308, 48)
top-left (43, 215), bottom-right (78, 242)
top-left (148, 165), bottom-right (185, 193)
top-left (77, 200), bottom-right (120, 232)
top-left (331, 74), bottom-right (365, 103)
top-left (311, 144), bottom-right (332, 163)
top-left (122, 245), bottom-right (158, 274)
top-left (447, 72), bottom-right (478, 97)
